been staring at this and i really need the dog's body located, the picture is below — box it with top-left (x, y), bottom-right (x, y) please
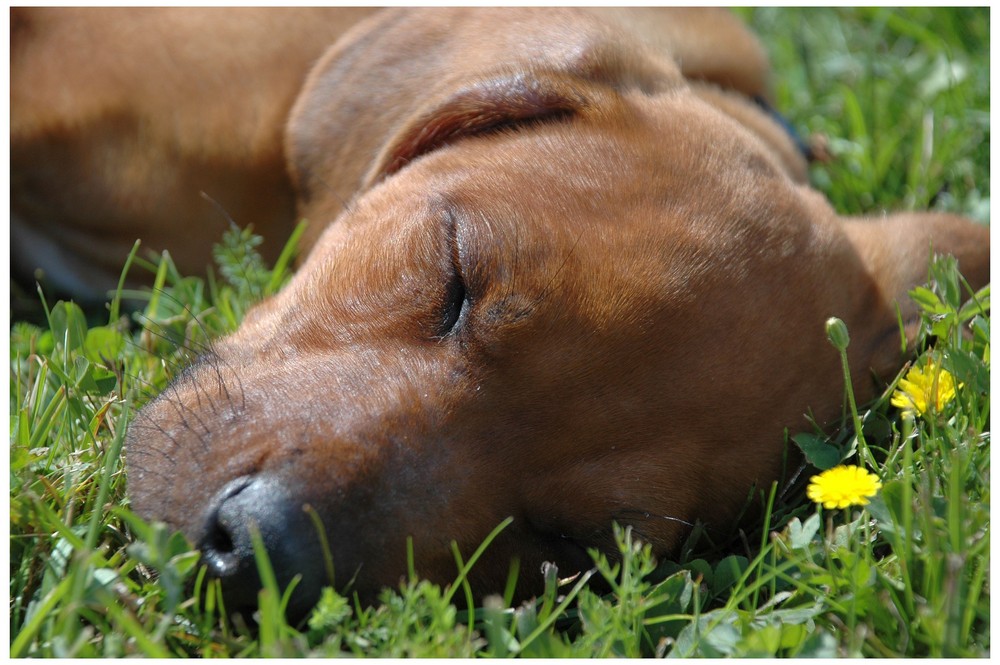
top-left (11, 7), bottom-right (376, 300)
top-left (13, 8), bottom-right (988, 622)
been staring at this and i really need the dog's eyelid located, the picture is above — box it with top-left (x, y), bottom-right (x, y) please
top-left (440, 202), bottom-right (476, 282)
top-left (444, 207), bottom-right (463, 269)
top-left (435, 205), bottom-right (473, 339)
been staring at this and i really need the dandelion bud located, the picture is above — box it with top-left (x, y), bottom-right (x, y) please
top-left (825, 317), bottom-right (850, 351)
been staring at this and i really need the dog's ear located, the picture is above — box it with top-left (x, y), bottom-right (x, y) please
top-left (363, 72), bottom-right (588, 185)
top-left (842, 212), bottom-right (989, 379)
top-left (285, 7), bottom-right (595, 225)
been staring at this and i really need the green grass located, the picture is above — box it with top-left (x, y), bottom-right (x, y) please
top-left (9, 7), bottom-right (989, 657)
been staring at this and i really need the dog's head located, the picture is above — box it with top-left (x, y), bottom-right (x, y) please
top-left (126, 8), bottom-right (989, 622)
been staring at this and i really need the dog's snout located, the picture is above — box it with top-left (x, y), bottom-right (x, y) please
top-left (199, 475), bottom-right (322, 621)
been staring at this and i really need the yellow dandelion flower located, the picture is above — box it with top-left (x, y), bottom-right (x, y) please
top-left (890, 358), bottom-right (959, 417)
top-left (806, 465), bottom-right (882, 509)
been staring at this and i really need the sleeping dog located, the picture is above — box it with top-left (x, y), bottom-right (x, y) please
top-left (12, 8), bottom-right (989, 622)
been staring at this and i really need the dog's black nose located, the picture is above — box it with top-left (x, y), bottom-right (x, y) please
top-left (199, 475), bottom-right (324, 622)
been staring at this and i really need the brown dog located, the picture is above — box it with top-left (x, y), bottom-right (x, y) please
top-left (15, 8), bottom-right (988, 622)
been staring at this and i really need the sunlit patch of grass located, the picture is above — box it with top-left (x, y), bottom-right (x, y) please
top-left (740, 7), bottom-right (989, 222)
top-left (9, 7), bottom-right (988, 657)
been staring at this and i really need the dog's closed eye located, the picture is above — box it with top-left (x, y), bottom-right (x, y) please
top-left (436, 208), bottom-right (472, 339)
top-left (439, 268), bottom-right (470, 338)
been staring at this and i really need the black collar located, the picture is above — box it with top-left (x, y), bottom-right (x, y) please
top-left (752, 95), bottom-right (814, 162)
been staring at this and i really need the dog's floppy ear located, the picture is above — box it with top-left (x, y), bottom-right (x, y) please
top-left (285, 7), bottom-right (594, 227)
top-left (364, 72), bottom-right (588, 185)
top-left (843, 212), bottom-right (989, 379)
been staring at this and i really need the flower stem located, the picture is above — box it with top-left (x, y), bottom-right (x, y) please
top-left (826, 318), bottom-right (875, 467)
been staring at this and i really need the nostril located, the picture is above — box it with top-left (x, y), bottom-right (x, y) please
top-left (206, 521), bottom-right (234, 557)
top-left (199, 476), bottom-right (256, 579)
top-left (201, 509), bottom-right (241, 578)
